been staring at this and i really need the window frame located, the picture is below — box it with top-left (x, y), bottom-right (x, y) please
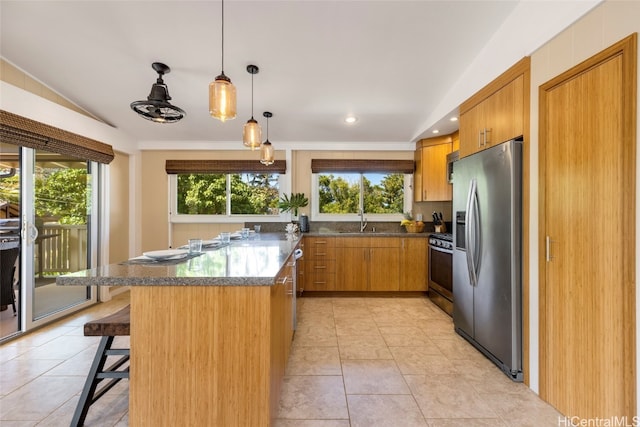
top-left (168, 173), bottom-right (288, 223)
top-left (311, 172), bottom-right (412, 222)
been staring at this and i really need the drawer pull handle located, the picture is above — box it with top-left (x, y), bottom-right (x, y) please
top-left (314, 266), bottom-right (326, 269)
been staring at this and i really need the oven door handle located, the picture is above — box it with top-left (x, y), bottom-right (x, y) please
top-left (465, 179), bottom-right (479, 286)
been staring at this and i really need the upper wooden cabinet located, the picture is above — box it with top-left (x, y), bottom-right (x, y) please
top-left (414, 135), bottom-right (452, 202)
top-left (459, 57), bottom-right (530, 158)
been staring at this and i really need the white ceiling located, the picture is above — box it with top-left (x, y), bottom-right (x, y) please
top-left (0, 1), bottom-right (598, 147)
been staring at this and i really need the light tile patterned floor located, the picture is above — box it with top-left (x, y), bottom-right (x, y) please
top-left (0, 293), bottom-right (564, 426)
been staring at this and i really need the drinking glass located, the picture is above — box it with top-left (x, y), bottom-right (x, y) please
top-left (241, 227), bottom-right (250, 239)
top-left (220, 232), bottom-right (231, 243)
top-left (254, 225), bottom-right (261, 233)
top-left (188, 238), bottom-right (203, 254)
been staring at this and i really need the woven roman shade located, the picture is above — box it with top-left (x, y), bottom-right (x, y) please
top-left (311, 159), bottom-right (415, 174)
top-left (165, 159), bottom-right (286, 174)
top-left (0, 110), bottom-right (115, 164)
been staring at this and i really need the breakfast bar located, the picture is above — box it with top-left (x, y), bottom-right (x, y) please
top-left (57, 234), bottom-right (301, 427)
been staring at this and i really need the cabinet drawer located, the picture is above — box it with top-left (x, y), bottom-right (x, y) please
top-left (306, 244), bottom-right (336, 259)
top-left (305, 272), bottom-right (336, 291)
top-left (305, 259), bottom-right (336, 274)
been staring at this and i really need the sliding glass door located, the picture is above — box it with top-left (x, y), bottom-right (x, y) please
top-left (29, 147), bottom-right (96, 320)
top-left (0, 144), bottom-right (98, 340)
top-left (0, 142), bottom-right (21, 339)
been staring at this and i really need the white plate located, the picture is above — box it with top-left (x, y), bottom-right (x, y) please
top-left (142, 249), bottom-right (189, 260)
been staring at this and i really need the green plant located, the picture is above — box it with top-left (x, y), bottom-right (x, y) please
top-left (278, 192), bottom-right (309, 217)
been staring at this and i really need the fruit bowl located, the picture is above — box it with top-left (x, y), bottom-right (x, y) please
top-left (405, 222), bottom-right (425, 233)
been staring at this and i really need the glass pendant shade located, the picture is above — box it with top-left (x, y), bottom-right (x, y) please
top-left (260, 140), bottom-right (274, 165)
top-left (243, 118), bottom-right (262, 150)
top-left (209, 74), bottom-right (236, 122)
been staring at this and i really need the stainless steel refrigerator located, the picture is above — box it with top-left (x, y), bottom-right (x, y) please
top-left (452, 138), bottom-right (523, 381)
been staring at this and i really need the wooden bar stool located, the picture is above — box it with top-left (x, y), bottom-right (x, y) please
top-left (71, 305), bottom-right (130, 427)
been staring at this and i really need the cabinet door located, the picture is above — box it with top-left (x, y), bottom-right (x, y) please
top-left (335, 247), bottom-right (368, 291)
top-left (368, 247), bottom-right (400, 291)
top-left (485, 74), bottom-right (524, 148)
top-left (422, 143), bottom-right (452, 201)
top-left (459, 102), bottom-right (484, 158)
top-left (413, 147), bottom-right (423, 202)
top-left (400, 238), bottom-right (428, 291)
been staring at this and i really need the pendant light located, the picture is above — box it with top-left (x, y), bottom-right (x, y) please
top-left (209, 0), bottom-right (236, 122)
top-left (243, 65), bottom-right (262, 150)
top-left (260, 111), bottom-right (275, 165)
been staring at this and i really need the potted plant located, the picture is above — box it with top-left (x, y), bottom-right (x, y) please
top-left (278, 192), bottom-right (308, 220)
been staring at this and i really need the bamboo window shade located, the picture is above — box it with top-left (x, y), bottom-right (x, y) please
top-left (0, 110), bottom-right (114, 164)
top-left (165, 159), bottom-right (286, 174)
top-left (311, 159), bottom-right (415, 174)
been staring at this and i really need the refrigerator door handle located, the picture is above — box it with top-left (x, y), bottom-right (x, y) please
top-left (471, 184), bottom-right (481, 283)
top-left (465, 179), bottom-right (478, 286)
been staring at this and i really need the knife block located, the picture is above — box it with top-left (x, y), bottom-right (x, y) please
top-left (435, 224), bottom-right (447, 233)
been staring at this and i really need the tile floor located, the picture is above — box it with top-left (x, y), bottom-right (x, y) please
top-left (0, 292), bottom-right (564, 426)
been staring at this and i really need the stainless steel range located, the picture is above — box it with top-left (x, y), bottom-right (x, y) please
top-left (428, 232), bottom-right (453, 315)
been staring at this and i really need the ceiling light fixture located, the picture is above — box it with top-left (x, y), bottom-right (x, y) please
top-left (450, 117), bottom-right (458, 122)
top-left (260, 111), bottom-right (275, 165)
top-left (209, 0), bottom-right (236, 122)
top-left (344, 116), bottom-right (357, 124)
top-left (243, 65), bottom-right (262, 150)
top-left (130, 62), bottom-right (186, 124)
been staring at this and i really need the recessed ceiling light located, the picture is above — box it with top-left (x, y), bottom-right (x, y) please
top-left (450, 116), bottom-right (458, 122)
top-left (432, 129), bottom-right (440, 134)
top-left (344, 116), bottom-right (357, 124)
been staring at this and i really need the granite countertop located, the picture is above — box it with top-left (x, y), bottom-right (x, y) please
top-left (56, 233), bottom-right (302, 287)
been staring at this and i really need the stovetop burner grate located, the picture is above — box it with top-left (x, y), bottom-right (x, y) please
top-left (430, 232), bottom-right (453, 242)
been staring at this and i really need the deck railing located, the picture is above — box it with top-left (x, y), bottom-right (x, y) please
top-left (38, 224), bottom-right (87, 276)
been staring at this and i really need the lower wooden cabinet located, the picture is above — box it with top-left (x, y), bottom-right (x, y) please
top-left (304, 237), bottom-right (336, 291)
top-left (303, 235), bottom-right (428, 293)
top-left (335, 237), bottom-right (400, 291)
top-left (400, 238), bottom-right (428, 291)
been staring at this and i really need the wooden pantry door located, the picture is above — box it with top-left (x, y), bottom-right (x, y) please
top-left (539, 34), bottom-right (636, 420)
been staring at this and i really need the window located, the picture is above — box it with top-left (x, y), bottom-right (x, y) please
top-left (310, 158), bottom-right (414, 220)
top-left (167, 159), bottom-right (287, 223)
top-left (315, 172), bottom-right (410, 218)
top-left (172, 172), bottom-right (281, 219)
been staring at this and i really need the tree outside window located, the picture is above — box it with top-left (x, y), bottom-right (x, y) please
top-left (176, 173), bottom-right (280, 216)
top-left (318, 172), bottom-right (405, 214)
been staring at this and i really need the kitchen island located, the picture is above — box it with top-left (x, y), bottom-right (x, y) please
top-left (57, 233), bottom-right (301, 427)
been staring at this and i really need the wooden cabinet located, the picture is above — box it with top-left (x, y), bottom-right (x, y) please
top-left (413, 136), bottom-right (452, 202)
top-left (400, 238), bottom-right (428, 291)
top-left (276, 253), bottom-right (295, 357)
top-left (459, 58), bottom-right (529, 158)
top-left (335, 237), bottom-right (400, 291)
top-left (303, 237), bottom-right (336, 291)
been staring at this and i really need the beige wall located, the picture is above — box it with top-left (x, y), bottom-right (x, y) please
top-left (140, 149), bottom-right (286, 251)
top-left (527, 0), bottom-right (640, 396)
top-left (108, 151), bottom-right (130, 263)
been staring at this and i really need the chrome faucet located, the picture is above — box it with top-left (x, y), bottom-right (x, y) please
top-left (359, 209), bottom-right (368, 232)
